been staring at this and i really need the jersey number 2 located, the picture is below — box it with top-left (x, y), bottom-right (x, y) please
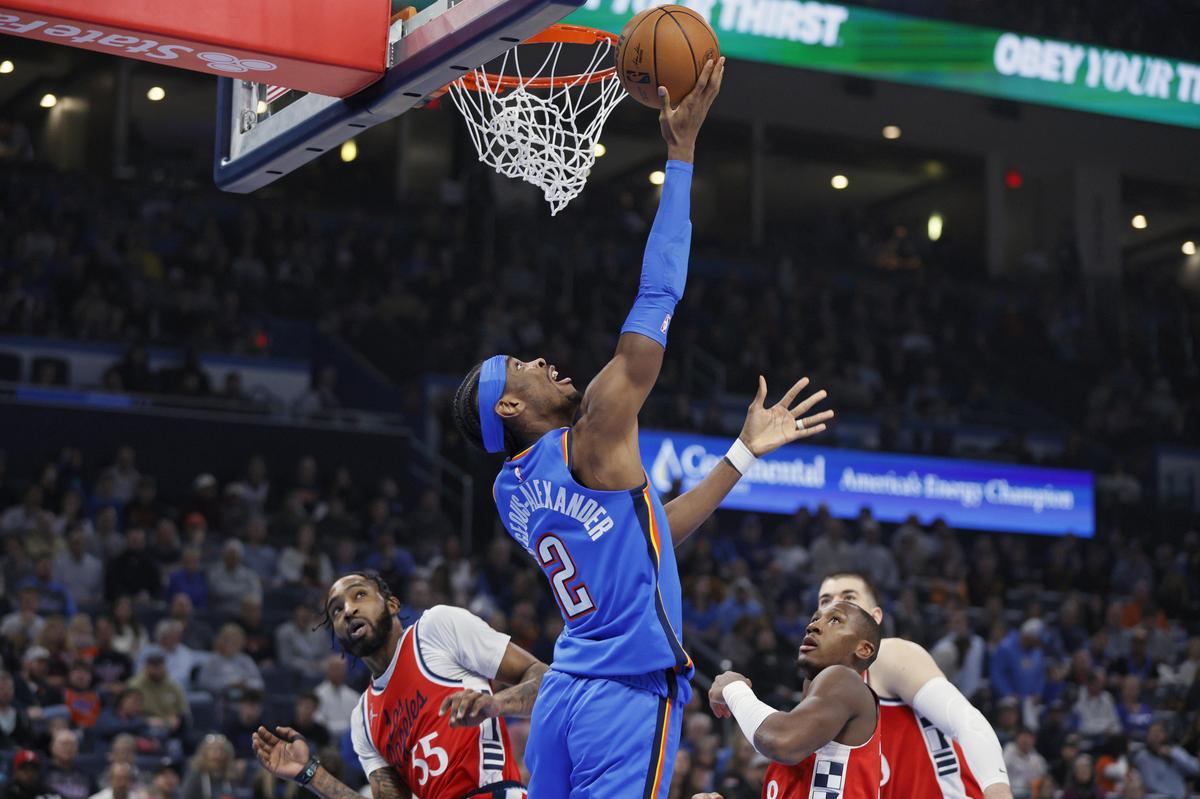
top-left (537, 535), bottom-right (596, 619)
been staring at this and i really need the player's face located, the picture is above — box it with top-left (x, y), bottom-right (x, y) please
top-left (797, 602), bottom-right (870, 674)
top-left (505, 356), bottom-right (582, 417)
top-left (327, 577), bottom-right (396, 658)
top-left (818, 576), bottom-right (880, 619)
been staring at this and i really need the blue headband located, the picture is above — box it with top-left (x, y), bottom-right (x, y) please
top-left (477, 355), bottom-right (509, 454)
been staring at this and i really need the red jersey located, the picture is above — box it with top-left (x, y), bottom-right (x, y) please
top-left (878, 698), bottom-right (983, 799)
top-left (351, 606), bottom-right (524, 799)
top-left (762, 695), bottom-right (881, 799)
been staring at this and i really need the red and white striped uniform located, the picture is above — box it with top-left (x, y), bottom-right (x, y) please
top-left (877, 698), bottom-right (983, 799)
top-left (350, 606), bottom-right (525, 799)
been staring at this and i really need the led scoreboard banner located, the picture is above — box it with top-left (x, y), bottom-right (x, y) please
top-left (568, 0), bottom-right (1200, 129)
top-left (640, 429), bottom-right (1095, 537)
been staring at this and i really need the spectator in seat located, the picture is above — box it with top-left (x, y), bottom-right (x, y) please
top-left (991, 618), bottom-right (1047, 701)
top-left (105, 528), bottom-right (161, 603)
top-left (148, 518), bottom-right (182, 570)
top-left (149, 766), bottom-right (179, 799)
top-left (312, 655), bottom-right (356, 737)
top-left (273, 603), bottom-right (327, 678)
top-left (21, 556), bottom-right (77, 618)
top-left (0, 670), bottom-right (34, 747)
top-left (88, 763), bottom-right (140, 799)
top-left (1004, 728), bottom-right (1049, 799)
top-left (220, 689), bottom-right (262, 763)
top-left (45, 729), bottom-right (94, 799)
top-left (128, 645), bottom-right (189, 739)
top-left (4, 750), bottom-right (63, 799)
top-left (180, 735), bottom-right (236, 799)
top-left (196, 624), bottom-right (263, 697)
top-left (1133, 722), bottom-right (1200, 797)
top-left (1115, 674), bottom-right (1153, 741)
top-left (1, 585), bottom-right (46, 642)
top-left (126, 478), bottom-right (164, 533)
top-left (103, 447), bottom-right (141, 505)
top-left (54, 526), bottom-right (103, 609)
top-left (238, 517), bottom-right (276, 586)
top-left (233, 597), bottom-right (274, 667)
top-left (207, 540), bottom-right (262, 618)
top-left (167, 594), bottom-right (213, 651)
top-left (91, 616), bottom-right (133, 697)
top-left (288, 692), bottom-right (330, 749)
top-left (1073, 669), bottom-right (1121, 741)
top-left (110, 596), bottom-right (148, 657)
top-left (1062, 753), bottom-right (1103, 799)
top-left (143, 620), bottom-right (205, 690)
top-left (62, 662), bottom-right (100, 729)
top-left (166, 548), bottom-right (208, 611)
top-left (94, 688), bottom-right (155, 748)
top-left (15, 645), bottom-right (63, 709)
top-left (277, 523), bottom-right (332, 588)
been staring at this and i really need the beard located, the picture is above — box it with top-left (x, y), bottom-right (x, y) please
top-left (337, 608), bottom-right (394, 659)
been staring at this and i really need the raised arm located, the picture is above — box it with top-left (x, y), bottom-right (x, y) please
top-left (252, 726), bottom-right (412, 799)
top-left (438, 641), bottom-right (548, 726)
top-left (572, 58), bottom-right (724, 491)
top-left (708, 667), bottom-right (873, 765)
top-left (666, 375), bottom-right (833, 546)
top-left (874, 639), bottom-right (1013, 799)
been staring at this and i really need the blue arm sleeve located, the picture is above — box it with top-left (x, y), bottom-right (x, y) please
top-left (620, 159), bottom-right (694, 347)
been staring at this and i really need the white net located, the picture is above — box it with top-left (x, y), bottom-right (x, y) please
top-left (448, 31), bottom-right (626, 215)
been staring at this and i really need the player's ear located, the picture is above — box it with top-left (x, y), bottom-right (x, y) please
top-left (856, 638), bottom-right (877, 663)
top-left (387, 595), bottom-right (403, 615)
top-left (871, 607), bottom-right (883, 625)
top-left (496, 395), bottom-right (524, 419)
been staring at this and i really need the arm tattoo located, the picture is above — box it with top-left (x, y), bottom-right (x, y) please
top-left (493, 662), bottom-right (548, 718)
top-left (308, 767), bottom-right (409, 799)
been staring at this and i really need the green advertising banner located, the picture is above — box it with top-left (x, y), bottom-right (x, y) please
top-left (566, 0), bottom-right (1200, 129)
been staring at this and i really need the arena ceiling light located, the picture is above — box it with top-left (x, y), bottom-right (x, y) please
top-left (831, 174), bottom-right (849, 190)
top-left (928, 212), bottom-right (944, 241)
top-left (649, 170), bottom-right (665, 186)
top-left (0, 60), bottom-right (13, 74)
top-left (146, 86), bottom-right (166, 102)
top-left (1185, 241), bottom-right (1197, 256)
top-left (593, 142), bottom-right (606, 157)
top-left (340, 139), bottom-right (358, 163)
top-left (882, 125), bottom-right (901, 139)
top-left (1131, 214), bottom-right (1148, 230)
top-left (39, 93), bottom-right (57, 108)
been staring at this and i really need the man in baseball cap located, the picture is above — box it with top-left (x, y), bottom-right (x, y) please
top-left (5, 750), bottom-right (64, 799)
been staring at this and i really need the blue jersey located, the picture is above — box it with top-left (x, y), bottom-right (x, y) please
top-left (493, 428), bottom-right (693, 682)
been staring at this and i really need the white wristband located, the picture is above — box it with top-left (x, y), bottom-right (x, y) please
top-left (724, 439), bottom-right (757, 475)
top-left (722, 681), bottom-right (776, 753)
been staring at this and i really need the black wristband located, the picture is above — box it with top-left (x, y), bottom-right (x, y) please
top-left (295, 755), bottom-right (321, 786)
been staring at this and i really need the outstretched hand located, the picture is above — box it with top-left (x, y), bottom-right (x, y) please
top-left (738, 376), bottom-right (834, 457)
top-left (252, 726), bottom-right (310, 781)
top-left (439, 689), bottom-right (499, 727)
top-left (659, 56), bottom-right (726, 161)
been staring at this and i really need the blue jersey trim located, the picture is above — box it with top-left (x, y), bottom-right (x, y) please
top-left (633, 495), bottom-right (692, 673)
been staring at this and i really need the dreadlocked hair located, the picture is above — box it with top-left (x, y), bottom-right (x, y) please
top-left (452, 360), bottom-right (520, 456)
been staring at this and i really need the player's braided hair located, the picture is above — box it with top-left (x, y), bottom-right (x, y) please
top-left (452, 360), bottom-right (518, 456)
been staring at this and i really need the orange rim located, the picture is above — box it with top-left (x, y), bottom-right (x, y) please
top-left (455, 23), bottom-right (618, 92)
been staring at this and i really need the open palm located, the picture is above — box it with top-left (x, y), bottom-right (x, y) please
top-left (252, 726), bottom-right (310, 781)
top-left (738, 376), bottom-right (833, 457)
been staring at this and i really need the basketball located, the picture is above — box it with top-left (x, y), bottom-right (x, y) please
top-left (615, 5), bottom-right (721, 108)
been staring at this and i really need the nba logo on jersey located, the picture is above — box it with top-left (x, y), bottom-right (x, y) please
top-left (660, 313), bottom-right (671, 334)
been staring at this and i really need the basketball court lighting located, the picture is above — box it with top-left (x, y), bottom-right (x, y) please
top-left (39, 93), bottom-right (57, 108)
top-left (0, 60), bottom-right (13, 74)
top-left (928, 212), bottom-right (944, 241)
top-left (1184, 241), bottom-right (1197, 256)
top-left (593, 142), bottom-right (606, 157)
top-left (831, 174), bottom-right (849, 190)
top-left (147, 86), bottom-right (166, 101)
top-left (649, 170), bottom-right (665, 186)
top-left (882, 125), bottom-right (901, 139)
top-left (1131, 214), bottom-right (1148, 229)
top-left (340, 139), bottom-right (357, 163)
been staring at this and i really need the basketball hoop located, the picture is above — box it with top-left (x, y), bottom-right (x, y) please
top-left (447, 24), bottom-right (626, 215)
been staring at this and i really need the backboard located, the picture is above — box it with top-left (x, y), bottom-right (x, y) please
top-left (214, 0), bottom-right (587, 193)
